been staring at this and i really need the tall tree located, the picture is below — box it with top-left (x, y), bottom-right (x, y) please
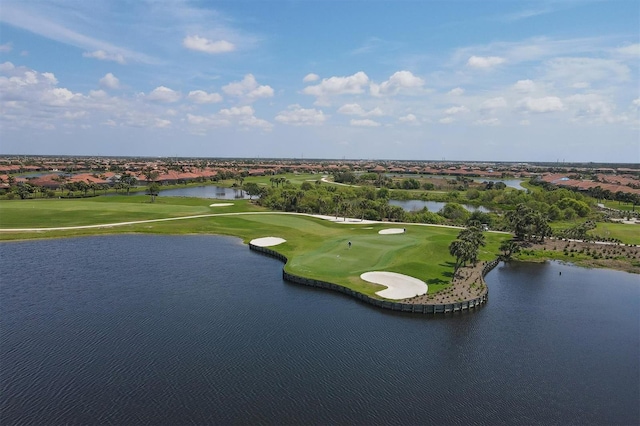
top-left (119, 172), bottom-right (137, 195)
top-left (448, 239), bottom-right (474, 276)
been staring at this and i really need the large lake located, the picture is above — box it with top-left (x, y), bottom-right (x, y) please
top-left (1, 235), bottom-right (638, 425)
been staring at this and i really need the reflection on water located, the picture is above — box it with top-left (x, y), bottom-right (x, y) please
top-left (389, 199), bottom-right (491, 213)
top-left (158, 185), bottom-right (249, 199)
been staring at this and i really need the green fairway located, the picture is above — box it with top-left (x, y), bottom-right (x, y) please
top-left (0, 196), bottom-right (265, 228)
top-left (592, 222), bottom-right (640, 245)
top-left (0, 196), bottom-right (508, 299)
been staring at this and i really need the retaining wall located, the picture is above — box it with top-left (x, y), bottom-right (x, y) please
top-left (249, 243), bottom-right (500, 315)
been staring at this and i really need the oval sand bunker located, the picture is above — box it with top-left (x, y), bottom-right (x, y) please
top-left (250, 237), bottom-right (287, 247)
top-left (378, 228), bottom-right (405, 235)
top-left (209, 203), bottom-right (234, 207)
top-left (360, 271), bottom-right (427, 299)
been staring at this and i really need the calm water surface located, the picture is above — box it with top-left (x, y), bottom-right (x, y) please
top-left (390, 199), bottom-right (491, 213)
top-left (1, 236), bottom-right (638, 425)
top-left (157, 185), bottom-right (249, 199)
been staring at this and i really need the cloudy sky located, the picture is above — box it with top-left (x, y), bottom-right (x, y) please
top-left (1, 0), bottom-right (638, 162)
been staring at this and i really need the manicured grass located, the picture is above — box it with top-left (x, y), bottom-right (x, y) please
top-left (601, 200), bottom-right (638, 212)
top-left (591, 222), bottom-right (640, 245)
top-left (0, 196), bottom-right (508, 299)
top-left (549, 219), bottom-right (640, 245)
top-left (0, 196), bottom-right (265, 228)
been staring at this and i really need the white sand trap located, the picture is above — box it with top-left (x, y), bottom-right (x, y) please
top-left (379, 228), bottom-right (405, 235)
top-left (209, 203), bottom-right (233, 207)
top-left (250, 237), bottom-right (286, 247)
top-left (361, 271), bottom-right (427, 300)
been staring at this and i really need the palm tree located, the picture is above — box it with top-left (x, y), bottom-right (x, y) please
top-left (449, 239), bottom-right (474, 277)
top-left (332, 193), bottom-right (344, 219)
top-left (499, 240), bottom-right (520, 260)
top-left (120, 172), bottom-right (137, 195)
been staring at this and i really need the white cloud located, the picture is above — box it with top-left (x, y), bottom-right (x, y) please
top-left (571, 82), bottom-right (590, 89)
top-left (474, 118), bottom-right (500, 126)
top-left (187, 90), bottom-right (223, 104)
top-left (183, 35), bottom-right (235, 54)
top-left (302, 71), bottom-right (369, 104)
top-left (218, 105), bottom-right (273, 130)
top-left (187, 113), bottom-right (230, 128)
top-left (447, 87), bottom-right (464, 96)
top-left (337, 103), bottom-right (383, 117)
top-left (99, 73), bottom-right (120, 90)
top-left (219, 105), bottom-right (255, 117)
top-left (350, 118), bottom-right (380, 127)
top-left (480, 97), bottom-right (507, 110)
top-left (2, 2), bottom-right (156, 64)
top-left (222, 74), bottom-right (273, 102)
top-left (615, 43), bottom-right (640, 57)
top-left (513, 79), bottom-right (536, 93)
top-left (275, 104), bottom-right (326, 126)
top-left (467, 55), bottom-right (506, 69)
top-left (63, 111), bottom-right (87, 120)
top-left (454, 36), bottom-right (617, 68)
top-left (42, 72), bottom-right (57, 85)
top-left (0, 43), bottom-right (12, 53)
top-left (633, 98), bottom-right (640, 108)
top-left (239, 115), bottom-right (273, 130)
top-left (303, 73), bottom-right (319, 83)
top-left (146, 86), bottom-right (181, 103)
top-left (565, 94), bottom-right (621, 124)
top-left (444, 105), bottom-right (468, 115)
top-left (83, 50), bottom-right (125, 64)
top-left (0, 61), bottom-right (15, 72)
top-left (154, 118), bottom-right (171, 128)
top-left (398, 114), bottom-right (419, 125)
top-left (88, 89), bottom-right (108, 99)
top-left (41, 87), bottom-right (81, 106)
top-left (544, 57), bottom-right (630, 84)
top-left (518, 96), bottom-right (564, 113)
top-left (439, 117), bottom-right (454, 124)
top-left (371, 71), bottom-right (425, 96)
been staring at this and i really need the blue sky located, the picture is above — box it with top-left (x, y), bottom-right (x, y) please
top-left (1, 0), bottom-right (638, 162)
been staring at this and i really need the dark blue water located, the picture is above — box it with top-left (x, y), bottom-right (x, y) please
top-left (390, 199), bottom-right (491, 213)
top-left (1, 236), bottom-right (638, 425)
top-left (158, 185), bottom-right (249, 199)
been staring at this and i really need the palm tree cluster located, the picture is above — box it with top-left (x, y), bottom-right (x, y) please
top-left (505, 203), bottom-right (552, 242)
top-left (448, 222), bottom-right (486, 276)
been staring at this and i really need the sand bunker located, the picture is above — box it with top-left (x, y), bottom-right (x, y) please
top-left (378, 228), bottom-right (405, 235)
top-left (209, 203), bottom-right (233, 207)
top-left (250, 237), bottom-right (287, 247)
top-left (361, 271), bottom-right (427, 300)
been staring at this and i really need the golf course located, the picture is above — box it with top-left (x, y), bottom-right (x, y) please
top-left (0, 195), bottom-right (509, 303)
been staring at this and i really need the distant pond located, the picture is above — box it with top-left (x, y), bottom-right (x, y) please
top-left (390, 199), bottom-right (491, 213)
top-left (472, 178), bottom-right (525, 190)
top-left (158, 185), bottom-right (249, 199)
